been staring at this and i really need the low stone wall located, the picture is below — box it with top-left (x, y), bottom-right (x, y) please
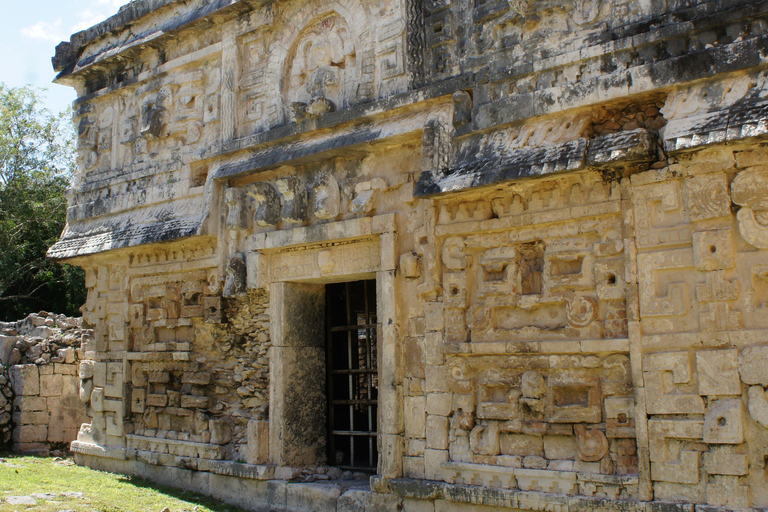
top-left (0, 312), bottom-right (90, 454)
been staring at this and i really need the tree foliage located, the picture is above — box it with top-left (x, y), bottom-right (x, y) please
top-left (0, 84), bottom-right (85, 320)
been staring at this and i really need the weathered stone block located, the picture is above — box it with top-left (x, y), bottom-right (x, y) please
top-left (247, 419), bottom-right (269, 465)
top-left (404, 456), bottom-right (426, 479)
top-left (13, 411), bottom-right (48, 425)
top-left (703, 399), bottom-right (745, 445)
top-left (705, 446), bottom-right (749, 476)
top-left (426, 415), bottom-right (449, 450)
top-left (543, 435), bottom-right (578, 460)
top-left (40, 374), bottom-right (64, 397)
top-left (0, 335), bottom-right (18, 365)
top-left (500, 434), bottom-right (543, 457)
top-left (10, 365), bottom-right (39, 396)
top-left (15, 396), bottom-right (46, 412)
top-left (426, 393), bottom-right (452, 417)
top-left (424, 449), bottom-right (449, 480)
top-left (54, 363), bottom-right (77, 375)
top-left (285, 483), bottom-right (340, 512)
top-left (12, 424), bottom-right (47, 444)
top-left (425, 302), bottom-right (444, 332)
top-left (404, 396), bottom-right (426, 439)
top-left (697, 349), bottom-right (740, 396)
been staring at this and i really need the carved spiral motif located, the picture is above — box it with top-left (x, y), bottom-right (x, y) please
top-left (565, 295), bottom-right (598, 328)
top-left (575, 424), bottom-right (609, 462)
top-left (466, 304), bottom-right (492, 331)
top-left (686, 176), bottom-right (730, 220)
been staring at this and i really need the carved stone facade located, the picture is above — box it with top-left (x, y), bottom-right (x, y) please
top-left (49, 0), bottom-right (768, 511)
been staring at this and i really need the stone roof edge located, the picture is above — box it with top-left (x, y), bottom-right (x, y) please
top-left (51, 0), bottom-right (246, 79)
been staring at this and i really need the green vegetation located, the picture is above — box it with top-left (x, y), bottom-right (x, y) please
top-left (0, 84), bottom-right (85, 321)
top-left (0, 454), bottom-right (246, 512)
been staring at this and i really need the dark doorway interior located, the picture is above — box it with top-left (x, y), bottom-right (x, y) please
top-left (325, 279), bottom-right (379, 471)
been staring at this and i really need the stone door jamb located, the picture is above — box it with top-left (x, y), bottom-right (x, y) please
top-left (245, 214), bottom-right (402, 478)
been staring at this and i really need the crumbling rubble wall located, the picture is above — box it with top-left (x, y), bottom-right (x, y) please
top-left (0, 313), bottom-right (90, 454)
top-left (0, 366), bottom-right (11, 447)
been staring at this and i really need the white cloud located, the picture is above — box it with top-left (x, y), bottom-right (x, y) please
top-left (71, 0), bottom-right (126, 32)
top-left (71, 10), bottom-right (107, 32)
top-left (21, 1), bottom-right (126, 44)
top-left (20, 19), bottom-right (66, 43)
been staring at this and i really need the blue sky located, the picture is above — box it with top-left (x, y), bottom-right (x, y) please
top-left (0, 0), bottom-right (125, 115)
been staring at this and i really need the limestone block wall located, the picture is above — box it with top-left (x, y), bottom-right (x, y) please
top-left (0, 313), bottom-right (90, 454)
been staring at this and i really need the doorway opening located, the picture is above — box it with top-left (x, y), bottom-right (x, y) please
top-left (325, 279), bottom-right (379, 471)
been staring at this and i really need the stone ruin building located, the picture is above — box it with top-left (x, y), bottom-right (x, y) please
top-left (1, 313), bottom-right (90, 455)
top-left (47, 0), bottom-right (768, 510)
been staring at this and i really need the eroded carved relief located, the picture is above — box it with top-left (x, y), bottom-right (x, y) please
top-left (637, 249), bottom-right (697, 334)
top-left (703, 399), bottom-right (745, 445)
top-left (649, 418), bottom-right (703, 484)
top-left (440, 353), bottom-right (635, 477)
top-left (633, 181), bottom-right (691, 250)
top-left (422, 118), bottom-right (455, 177)
top-left (275, 177), bottom-right (309, 224)
top-left (140, 87), bottom-right (172, 140)
top-left (454, 237), bottom-right (612, 342)
top-left (286, 14), bottom-right (356, 121)
top-left (572, 0), bottom-right (600, 25)
top-left (246, 182), bottom-right (281, 228)
top-left (312, 172), bottom-right (340, 219)
top-left (731, 168), bottom-right (768, 249)
top-left (684, 173), bottom-right (731, 221)
top-left (225, 188), bottom-right (253, 231)
top-left (223, 254), bottom-right (247, 298)
top-left (643, 351), bottom-right (704, 415)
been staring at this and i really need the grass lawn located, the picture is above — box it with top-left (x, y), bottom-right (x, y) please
top-left (0, 454), bottom-right (247, 512)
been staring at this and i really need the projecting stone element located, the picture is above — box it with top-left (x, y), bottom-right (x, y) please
top-left (585, 129), bottom-right (657, 168)
top-left (422, 118), bottom-right (455, 178)
top-left (223, 254), bottom-right (247, 298)
top-left (225, 188), bottom-right (252, 231)
top-left (246, 182), bottom-right (281, 228)
top-left (452, 91), bottom-right (472, 128)
top-left (140, 87), bottom-right (171, 140)
top-left (275, 177), bottom-right (308, 224)
top-left (521, 371), bottom-right (546, 399)
top-left (291, 98), bottom-right (335, 122)
top-left (416, 129), bottom-right (657, 197)
top-left (399, 252), bottom-right (422, 279)
top-left (312, 173), bottom-right (340, 220)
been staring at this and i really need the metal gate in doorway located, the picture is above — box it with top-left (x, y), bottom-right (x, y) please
top-left (325, 279), bottom-right (378, 471)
